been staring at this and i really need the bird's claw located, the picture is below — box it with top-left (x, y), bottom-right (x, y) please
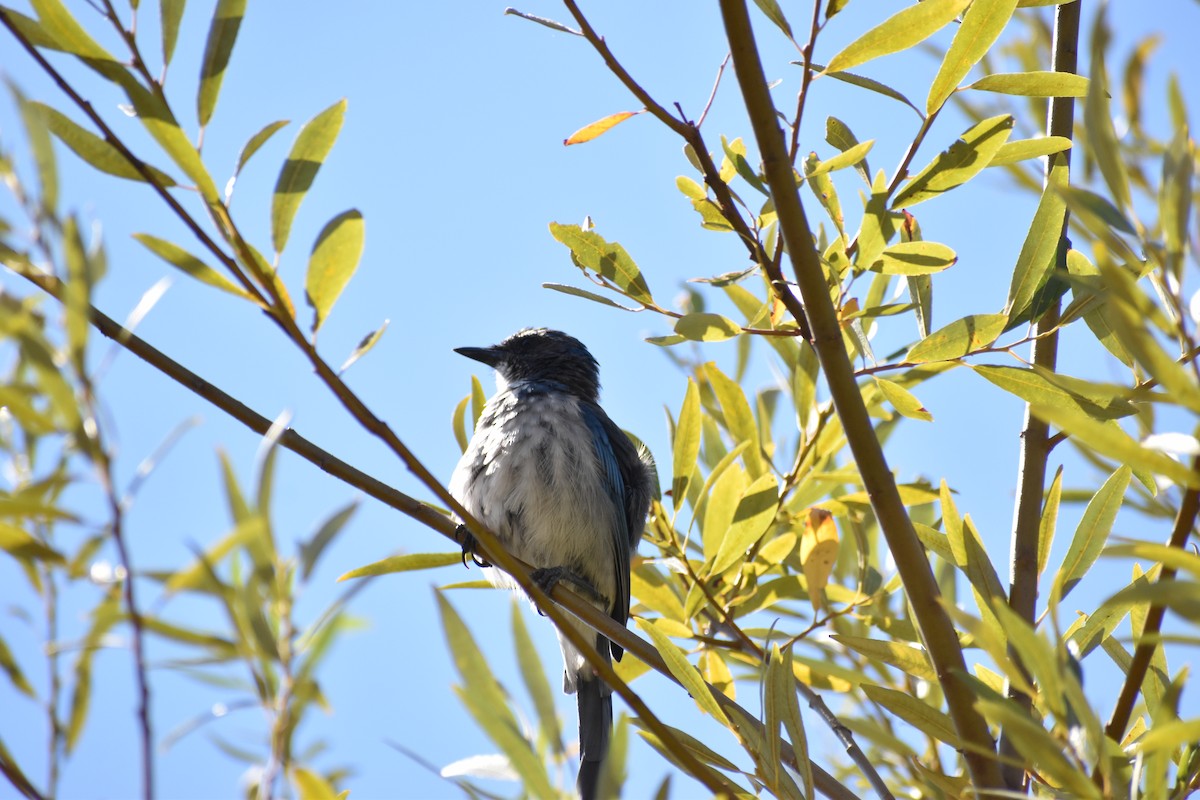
top-left (455, 524), bottom-right (491, 569)
top-left (529, 566), bottom-right (604, 616)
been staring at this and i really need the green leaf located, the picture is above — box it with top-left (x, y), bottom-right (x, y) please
top-left (892, 115), bottom-right (1014, 208)
top-left (804, 153), bottom-right (845, 239)
top-left (8, 81), bottom-right (58, 214)
top-left (1030, 402), bottom-right (1199, 488)
top-left (1159, 126), bottom-right (1193, 272)
top-left (822, 0), bottom-right (971, 75)
top-left (1083, 48), bottom-right (1131, 211)
top-left (543, 282), bottom-right (638, 310)
top-left (905, 313), bottom-right (1007, 363)
top-left (197, 0), bottom-right (246, 126)
top-left (160, 0), bottom-right (186, 66)
top-left (62, 215), bottom-right (89, 369)
top-left (675, 175), bottom-right (705, 200)
top-left (637, 619), bottom-right (730, 726)
top-left (690, 197), bottom-right (735, 231)
top-left (701, 463), bottom-right (748, 565)
top-left (338, 319), bottom-right (388, 374)
top-left (966, 71), bottom-right (1090, 97)
top-left (710, 474), bottom-right (779, 575)
top-left (305, 209), bottom-right (365, 332)
top-left (511, 600), bottom-right (563, 756)
top-left (972, 364), bottom-right (1136, 421)
top-left (30, 0), bottom-right (118, 61)
top-left (548, 223), bottom-right (652, 304)
top-left (66, 586), bottom-right (122, 753)
top-left (0, 633), bottom-right (34, 697)
top-left (705, 362), bottom-right (764, 478)
top-left (927, 0), bottom-right (1019, 113)
top-left (1050, 466), bottom-right (1131, 605)
top-left (830, 635), bottom-right (937, 681)
top-left (871, 241), bottom-right (956, 275)
top-left (675, 312), bottom-right (741, 342)
top-left (272, 99), bottom-right (348, 254)
top-left (825, 116), bottom-right (871, 183)
top-left (0, 522), bottom-right (64, 564)
top-left (134, 233), bottom-right (256, 301)
top-left (806, 139), bottom-right (875, 177)
top-left (300, 501), bottom-right (358, 580)
top-left (874, 378), bottom-right (932, 421)
top-left (292, 767), bottom-right (338, 800)
top-left (1005, 176), bottom-right (1067, 323)
top-left (975, 698), bottom-right (1103, 797)
top-left (862, 684), bottom-right (961, 747)
top-left (1038, 466), bottom-right (1063, 577)
top-left (338, 552), bottom-right (461, 581)
top-left (988, 136), bottom-right (1073, 167)
top-left (436, 592), bottom-right (557, 800)
top-left (123, 81), bottom-right (221, 202)
top-left (1103, 543), bottom-right (1200, 580)
top-left (752, 0), bottom-right (793, 38)
top-left (672, 379), bottom-right (702, 513)
top-left (808, 63), bottom-right (921, 116)
top-left (452, 395), bottom-right (470, 454)
top-left (235, 119), bottom-right (290, 178)
top-left (32, 102), bottom-right (176, 185)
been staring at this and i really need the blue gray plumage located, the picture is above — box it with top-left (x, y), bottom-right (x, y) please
top-left (449, 328), bottom-right (655, 800)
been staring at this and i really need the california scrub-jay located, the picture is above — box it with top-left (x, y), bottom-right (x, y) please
top-left (449, 328), bottom-right (655, 800)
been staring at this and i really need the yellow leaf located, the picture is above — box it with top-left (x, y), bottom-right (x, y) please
top-left (800, 509), bottom-right (839, 609)
top-left (563, 110), bottom-right (642, 145)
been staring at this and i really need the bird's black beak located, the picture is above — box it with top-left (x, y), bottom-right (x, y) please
top-left (454, 345), bottom-right (503, 368)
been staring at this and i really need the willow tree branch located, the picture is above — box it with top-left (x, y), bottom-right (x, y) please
top-left (716, 0), bottom-right (1004, 790)
top-left (1001, 2), bottom-right (1079, 791)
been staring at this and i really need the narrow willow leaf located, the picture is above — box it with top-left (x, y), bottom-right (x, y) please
top-left (511, 600), bottom-right (563, 756)
top-left (0, 522), bottom-right (65, 564)
top-left (0, 633), bottom-right (35, 696)
top-left (548, 223), bottom-right (652, 304)
top-left (563, 110), bottom-right (641, 145)
top-left (691, 197), bottom-right (735, 231)
top-left (855, 169), bottom-right (897, 270)
top-left (1005, 175), bottom-right (1067, 323)
top-left (872, 241), bottom-right (956, 275)
top-left (1060, 187), bottom-right (1137, 236)
top-left (122, 80), bottom-right (221, 202)
top-left (988, 136), bottom-right (1073, 167)
top-left (676, 175), bottom-right (706, 200)
top-left (967, 71), bottom-right (1089, 97)
top-left (30, 0), bottom-right (117, 61)
top-left (800, 508), bottom-right (839, 608)
top-left (705, 363), bottom-right (764, 477)
top-left (292, 767), bottom-right (338, 800)
top-left (160, 0), bottom-right (186, 66)
top-left (1064, 249), bottom-right (1133, 367)
top-left (831, 635), bottom-right (937, 681)
top-left (637, 619), bottom-right (730, 726)
top-left (722, 135), bottom-right (767, 195)
top-left (752, 0), bottom-right (793, 38)
top-left (338, 552), bottom-right (460, 581)
top-left (927, 0), bottom-right (1019, 114)
top-left (305, 209), bottom-right (365, 332)
top-left (711, 474), bottom-right (778, 575)
top-left (134, 233), bottom-right (255, 301)
top-left (437, 593), bottom-right (556, 799)
top-left (9, 82), bottom-right (58, 213)
top-left (672, 379), bottom-right (702, 512)
top-left (808, 63), bottom-right (921, 115)
top-left (197, 0), bottom-right (246, 126)
top-left (33, 102), bottom-right (176, 185)
top-left (542, 283), bottom-right (637, 311)
top-left (1133, 719), bottom-right (1200, 755)
top-left (1038, 466), bottom-right (1063, 576)
top-left (1051, 466), bottom-right (1131, 604)
top-left (972, 364), bottom-right (1135, 421)
top-left (66, 586), bottom-right (122, 753)
top-left (892, 115), bottom-right (1014, 208)
top-left (905, 313), bottom-right (1007, 363)
top-left (702, 463), bottom-right (747, 565)
top-left (1083, 52), bottom-right (1130, 211)
top-left (502, 8), bottom-right (581, 35)
top-left (62, 216), bottom-right (89, 368)
top-left (825, 116), bottom-right (871, 183)
top-left (977, 698), bottom-right (1103, 797)
top-left (470, 375), bottom-right (487, 430)
top-left (338, 319), bottom-right (388, 374)
top-left (299, 501), bottom-right (358, 580)
top-left (675, 312), bottom-right (741, 342)
top-left (875, 378), bottom-right (932, 421)
top-left (272, 99), bottom-right (347, 254)
top-left (805, 152), bottom-right (845, 239)
top-left (1034, 401), bottom-right (1199, 488)
top-left (235, 119), bottom-right (289, 178)
top-left (452, 395), bottom-right (470, 453)
top-left (862, 684), bottom-right (961, 747)
top-left (4, 8), bottom-right (61, 49)
top-left (1159, 126), bottom-right (1193, 272)
top-left (806, 139), bottom-right (874, 177)
top-left (822, 0), bottom-right (970, 75)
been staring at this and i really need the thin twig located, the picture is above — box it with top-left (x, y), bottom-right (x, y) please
top-left (717, 0), bottom-right (1004, 791)
top-left (787, 0), bottom-right (824, 164)
top-left (696, 53), bottom-right (730, 129)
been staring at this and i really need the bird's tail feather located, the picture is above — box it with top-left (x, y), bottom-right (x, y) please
top-left (576, 672), bottom-right (612, 800)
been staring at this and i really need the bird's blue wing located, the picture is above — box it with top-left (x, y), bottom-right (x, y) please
top-left (580, 404), bottom-right (632, 656)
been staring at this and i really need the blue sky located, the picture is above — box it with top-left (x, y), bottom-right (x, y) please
top-left (2, 1), bottom-right (1199, 798)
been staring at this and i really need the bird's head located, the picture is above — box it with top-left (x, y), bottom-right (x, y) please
top-left (455, 328), bottom-right (600, 400)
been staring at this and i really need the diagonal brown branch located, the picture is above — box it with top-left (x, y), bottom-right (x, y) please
top-left (716, 0), bottom-right (1004, 791)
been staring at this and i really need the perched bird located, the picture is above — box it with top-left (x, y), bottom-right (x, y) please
top-left (449, 328), bottom-right (655, 800)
